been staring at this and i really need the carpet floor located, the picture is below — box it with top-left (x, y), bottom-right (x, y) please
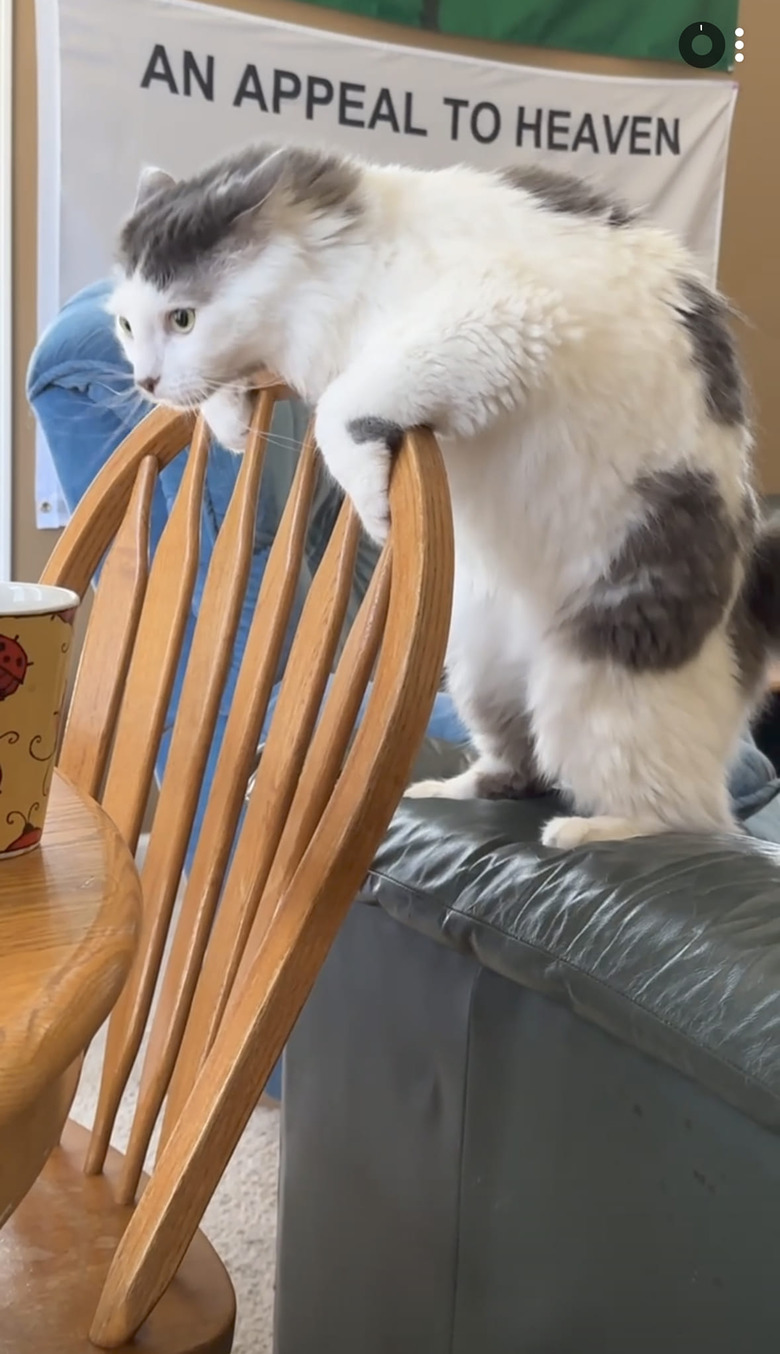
top-left (72, 1025), bottom-right (281, 1352)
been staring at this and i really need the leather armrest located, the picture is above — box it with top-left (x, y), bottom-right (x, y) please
top-left (363, 740), bottom-right (780, 1132)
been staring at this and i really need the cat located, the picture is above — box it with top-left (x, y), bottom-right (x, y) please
top-left (109, 142), bottom-right (780, 849)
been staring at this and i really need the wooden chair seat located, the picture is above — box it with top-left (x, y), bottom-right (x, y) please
top-left (0, 1120), bottom-right (234, 1354)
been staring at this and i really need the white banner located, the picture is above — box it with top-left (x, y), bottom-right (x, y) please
top-left (35, 0), bottom-right (739, 527)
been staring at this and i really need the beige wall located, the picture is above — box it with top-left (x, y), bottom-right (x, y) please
top-left (13, 0), bottom-right (42, 582)
top-left (12, 0), bottom-right (780, 583)
top-left (718, 0), bottom-right (780, 490)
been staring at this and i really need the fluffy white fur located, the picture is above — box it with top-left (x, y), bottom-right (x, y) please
top-left (110, 154), bottom-right (760, 850)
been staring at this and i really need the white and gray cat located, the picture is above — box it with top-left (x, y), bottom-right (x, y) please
top-left (110, 143), bottom-right (780, 849)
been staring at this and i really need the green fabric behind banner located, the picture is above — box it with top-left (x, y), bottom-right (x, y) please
top-left (302, 0), bottom-right (741, 68)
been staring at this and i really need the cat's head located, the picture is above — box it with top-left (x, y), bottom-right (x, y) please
top-left (108, 144), bottom-right (363, 407)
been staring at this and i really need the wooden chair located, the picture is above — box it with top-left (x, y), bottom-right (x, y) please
top-left (0, 383), bottom-right (453, 1351)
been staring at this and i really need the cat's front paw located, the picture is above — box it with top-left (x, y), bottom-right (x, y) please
top-left (314, 408), bottom-right (404, 545)
top-left (201, 386), bottom-right (254, 454)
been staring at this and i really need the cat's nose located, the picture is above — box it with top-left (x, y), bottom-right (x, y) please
top-left (139, 375), bottom-right (159, 394)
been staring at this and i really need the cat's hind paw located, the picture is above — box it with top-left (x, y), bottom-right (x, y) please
top-left (406, 763), bottom-right (542, 802)
top-left (404, 778), bottom-right (454, 799)
top-left (541, 814), bottom-right (663, 849)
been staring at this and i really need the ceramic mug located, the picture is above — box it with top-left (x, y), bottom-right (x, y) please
top-left (0, 583), bottom-right (80, 858)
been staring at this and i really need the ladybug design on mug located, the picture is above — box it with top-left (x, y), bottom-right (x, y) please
top-left (0, 635), bottom-right (31, 701)
top-left (4, 805), bottom-right (42, 854)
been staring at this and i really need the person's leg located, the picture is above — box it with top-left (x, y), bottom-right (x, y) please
top-left (28, 281), bottom-right (170, 534)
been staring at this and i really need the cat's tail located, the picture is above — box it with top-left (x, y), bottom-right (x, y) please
top-left (744, 515), bottom-right (780, 647)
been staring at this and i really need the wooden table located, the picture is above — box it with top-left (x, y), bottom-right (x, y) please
top-left (0, 772), bottom-right (140, 1226)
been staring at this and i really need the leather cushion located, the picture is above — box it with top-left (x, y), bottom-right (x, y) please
top-left (362, 739), bottom-right (780, 1132)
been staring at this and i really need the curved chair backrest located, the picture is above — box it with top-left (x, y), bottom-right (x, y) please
top-left (41, 383), bottom-right (454, 1345)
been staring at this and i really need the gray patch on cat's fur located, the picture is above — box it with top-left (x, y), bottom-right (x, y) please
top-left (674, 279), bottom-right (746, 427)
top-left (566, 468), bottom-right (740, 671)
top-left (472, 768), bottom-right (547, 800)
top-left (499, 165), bottom-right (635, 227)
top-left (459, 695), bottom-right (542, 785)
top-left (119, 145), bottom-right (362, 287)
top-left (347, 417), bottom-right (404, 452)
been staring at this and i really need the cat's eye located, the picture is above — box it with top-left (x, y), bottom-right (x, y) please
top-left (169, 307), bottom-right (196, 334)
top-left (117, 316), bottom-right (132, 337)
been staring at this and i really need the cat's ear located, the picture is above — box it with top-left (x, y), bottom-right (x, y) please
top-left (230, 147), bottom-right (359, 234)
top-left (229, 151), bottom-right (289, 228)
top-left (133, 165), bottom-right (176, 210)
